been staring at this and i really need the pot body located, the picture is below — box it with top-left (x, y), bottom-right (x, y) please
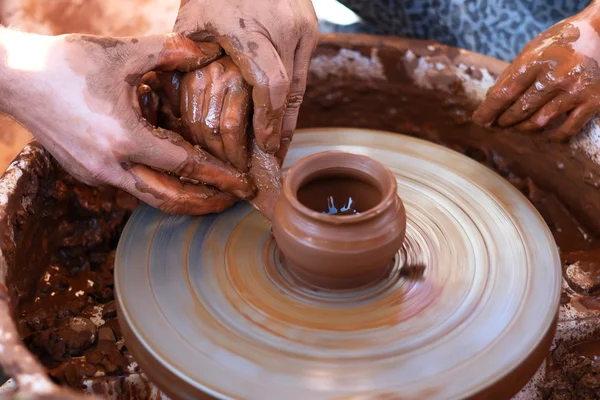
top-left (272, 151), bottom-right (406, 289)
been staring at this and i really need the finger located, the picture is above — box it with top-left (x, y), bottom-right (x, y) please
top-left (158, 71), bottom-right (183, 118)
top-left (158, 101), bottom-right (183, 134)
top-left (150, 34), bottom-right (222, 72)
top-left (129, 124), bottom-right (254, 199)
top-left (277, 35), bottom-right (317, 162)
top-left (141, 72), bottom-right (161, 89)
top-left (496, 78), bottom-right (559, 127)
top-left (137, 84), bottom-right (158, 126)
top-left (221, 84), bottom-right (251, 171)
top-left (472, 63), bottom-right (541, 126)
top-left (514, 92), bottom-right (578, 132)
top-left (275, 38), bottom-right (297, 163)
top-left (180, 70), bottom-right (207, 147)
top-left (551, 104), bottom-right (598, 141)
top-left (129, 34), bottom-right (222, 84)
top-left (219, 36), bottom-right (289, 153)
top-left (118, 164), bottom-right (237, 215)
top-left (200, 65), bottom-right (228, 162)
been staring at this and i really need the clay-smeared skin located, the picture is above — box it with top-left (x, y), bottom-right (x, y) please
top-left (136, 84), bottom-right (158, 127)
top-left (180, 56), bottom-right (251, 172)
top-left (174, 0), bottom-right (319, 156)
top-left (158, 71), bottom-right (182, 118)
top-left (170, 56), bottom-right (282, 218)
top-left (0, 29), bottom-right (253, 215)
top-left (248, 139), bottom-right (282, 219)
top-left (473, 1), bottom-right (600, 141)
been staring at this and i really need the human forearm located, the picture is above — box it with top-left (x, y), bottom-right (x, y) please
top-left (0, 27), bottom-right (61, 126)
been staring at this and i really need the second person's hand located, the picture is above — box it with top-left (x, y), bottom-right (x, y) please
top-left (174, 0), bottom-right (319, 159)
top-left (473, 1), bottom-right (600, 141)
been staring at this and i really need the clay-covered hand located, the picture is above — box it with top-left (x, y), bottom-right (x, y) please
top-left (157, 57), bottom-right (251, 172)
top-left (473, 3), bottom-right (600, 141)
top-left (0, 30), bottom-right (254, 214)
top-left (174, 0), bottom-right (319, 159)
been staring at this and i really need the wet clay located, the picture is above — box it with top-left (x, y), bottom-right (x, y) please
top-left (296, 174), bottom-right (382, 215)
top-left (272, 151), bottom-right (406, 290)
top-left (248, 139), bottom-right (281, 219)
top-left (539, 335), bottom-right (600, 399)
top-left (10, 166), bottom-right (139, 390)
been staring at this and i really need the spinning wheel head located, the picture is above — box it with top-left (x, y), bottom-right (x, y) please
top-left (115, 128), bottom-right (561, 400)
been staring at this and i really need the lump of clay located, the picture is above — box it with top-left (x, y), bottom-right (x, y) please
top-left (86, 327), bottom-right (128, 375)
top-left (49, 359), bottom-right (98, 388)
top-left (31, 317), bottom-right (97, 360)
top-left (563, 249), bottom-right (600, 294)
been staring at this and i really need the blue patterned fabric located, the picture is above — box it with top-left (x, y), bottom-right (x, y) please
top-left (337, 0), bottom-right (591, 61)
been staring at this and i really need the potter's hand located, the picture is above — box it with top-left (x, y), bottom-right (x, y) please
top-left (0, 28), bottom-right (254, 214)
top-left (155, 57), bottom-right (251, 172)
top-left (473, 3), bottom-right (600, 141)
top-left (174, 0), bottom-right (319, 159)
top-left (178, 56), bottom-right (251, 172)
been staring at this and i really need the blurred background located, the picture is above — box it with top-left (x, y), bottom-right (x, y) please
top-left (313, 0), bottom-right (368, 34)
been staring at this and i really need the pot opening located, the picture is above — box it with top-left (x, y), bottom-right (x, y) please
top-left (296, 168), bottom-right (383, 216)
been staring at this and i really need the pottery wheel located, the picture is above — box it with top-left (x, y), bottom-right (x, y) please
top-left (115, 128), bottom-right (561, 399)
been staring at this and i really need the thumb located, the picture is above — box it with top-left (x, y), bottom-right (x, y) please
top-left (132, 33), bottom-right (223, 76)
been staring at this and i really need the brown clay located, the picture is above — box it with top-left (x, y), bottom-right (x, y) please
top-left (272, 151), bottom-right (406, 289)
top-left (247, 139), bottom-right (282, 219)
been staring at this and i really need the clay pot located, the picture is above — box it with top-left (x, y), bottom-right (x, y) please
top-left (272, 151), bottom-right (406, 289)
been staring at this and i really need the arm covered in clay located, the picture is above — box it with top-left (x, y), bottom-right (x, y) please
top-left (0, 26), bottom-right (254, 215)
top-left (473, 1), bottom-right (600, 141)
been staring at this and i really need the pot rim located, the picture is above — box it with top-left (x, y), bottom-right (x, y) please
top-left (282, 150), bottom-right (398, 224)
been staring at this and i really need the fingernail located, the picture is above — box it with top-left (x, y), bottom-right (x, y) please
top-left (265, 135), bottom-right (280, 153)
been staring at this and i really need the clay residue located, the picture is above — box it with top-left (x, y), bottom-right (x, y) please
top-left (403, 48), bottom-right (496, 105)
top-left (539, 335), bottom-right (600, 398)
top-left (571, 116), bottom-right (600, 165)
top-left (3, 151), bottom-right (141, 393)
top-left (248, 139), bottom-right (282, 220)
top-left (309, 48), bottom-right (386, 81)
